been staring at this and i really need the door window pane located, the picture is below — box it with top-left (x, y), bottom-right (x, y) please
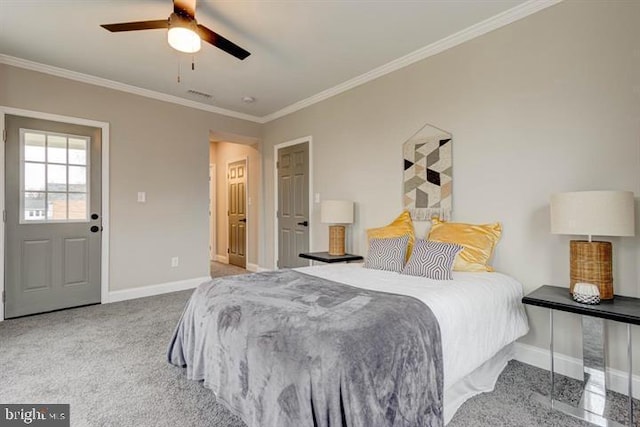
top-left (24, 132), bottom-right (45, 162)
top-left (68, 166), bottom-right (87, 192)
top-left (23, 192), bottom-right (46, 221)
top-left (47, 164), bottom-right (67, 192)
top-left (47, 193), bottom-right (67, 220)
top-left (68, 138), bottom-right (87, 165)
top-left (24, 162), bottom-right (46, 191)
top-left (20, 129), bottom-right (91, 223)
top-left (47, 135), bottom-right (67, 163)
top-left (68, 193), bottom-right (88, 220)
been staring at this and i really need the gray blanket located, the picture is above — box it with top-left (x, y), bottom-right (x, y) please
top-left (167, 270), bottom-right (443, 427)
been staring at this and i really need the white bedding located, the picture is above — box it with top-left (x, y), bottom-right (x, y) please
top-left (295, 263), bottom-right (529, 391)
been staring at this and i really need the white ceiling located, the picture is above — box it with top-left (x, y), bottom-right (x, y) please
top-left (0, 0), bottom-right (540, 121)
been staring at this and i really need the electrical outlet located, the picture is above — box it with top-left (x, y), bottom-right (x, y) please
top-left (137, 192), bottom-right (146, 203)
top-left (171, 257), bottom-right (179, 267)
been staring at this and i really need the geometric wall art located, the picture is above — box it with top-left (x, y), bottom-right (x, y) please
top-left (403, 123), bottom-right (452, 221)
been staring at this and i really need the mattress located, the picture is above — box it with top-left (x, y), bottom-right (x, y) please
top-left (295, 263), bottom-right (529, 391)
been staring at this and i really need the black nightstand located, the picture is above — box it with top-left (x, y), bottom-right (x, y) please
top-left (523, 285), bottom-right (639, 426)
top-left (298, 252), bottom-right (363, 264)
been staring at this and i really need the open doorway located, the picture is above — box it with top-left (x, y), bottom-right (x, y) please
top-left (209, 131), bottom-right (261, 276)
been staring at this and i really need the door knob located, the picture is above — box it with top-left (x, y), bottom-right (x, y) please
top-left (90, 226), bottom-right (100, 233)
top-left (91, 213), bottom-right (99, 220)
top-left (239, 218), bottom-right (247, 223)
top-left (297, 221), bottom-right (308, 227)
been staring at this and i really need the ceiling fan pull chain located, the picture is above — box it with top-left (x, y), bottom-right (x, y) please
top-left (177, 60), bottom-right (181, 83)
top-left (192, 55), bottom-right (195, 71)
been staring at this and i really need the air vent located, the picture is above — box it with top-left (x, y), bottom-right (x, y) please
top-left (187, 89), bottom-right (213, 99)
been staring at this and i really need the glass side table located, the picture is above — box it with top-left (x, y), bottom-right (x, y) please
top-left (298, 252), bottom-right (363, 265)
top-left (523, 285), bottom-right (639, 427)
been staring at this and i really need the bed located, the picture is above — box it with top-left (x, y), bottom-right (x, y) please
top-left (168, 263), bottom-right (529, 426)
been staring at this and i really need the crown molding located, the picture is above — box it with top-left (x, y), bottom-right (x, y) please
top-left (0, 54), bottom-right (264, 124)
top-left (261, 0), bottom-right (563, 123)
top-left (1, 0), bottom-right (561, 125)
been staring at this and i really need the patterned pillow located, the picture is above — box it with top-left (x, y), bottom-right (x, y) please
top-left (364, 235), bottom-right (409, 273)
top-left (401, 239), bottom-right (463, 280)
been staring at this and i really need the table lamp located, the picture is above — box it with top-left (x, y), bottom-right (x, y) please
top-left (550, 190), bottom-right (634, 299)
top-left (320, 200), bottom-right (354, 256)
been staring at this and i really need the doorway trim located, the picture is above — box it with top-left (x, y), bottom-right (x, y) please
top-left (225, 156), bottom-right (249, 267)
top-left (0, 106), bottom-right (110, 322)
top-left (273, 136), bottom-right (313, 270)
top-left (209, 163), bottom-right (216, 261)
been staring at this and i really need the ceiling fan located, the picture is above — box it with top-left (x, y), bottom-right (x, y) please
top-left (101, 0), bottom-right (250, 60)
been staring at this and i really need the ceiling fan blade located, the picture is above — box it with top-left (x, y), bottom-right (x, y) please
top-left (197, 25), bottom-right (250, 60)
top-left (101, 20), bottom-right (169, 32)
top-left (174, 0), bottom-right (196, 20)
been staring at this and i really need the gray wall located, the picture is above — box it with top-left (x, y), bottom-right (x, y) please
top-left (262, 0), bottom-right (640, 371)
top-left (0, 63), bottom-right (261, 291)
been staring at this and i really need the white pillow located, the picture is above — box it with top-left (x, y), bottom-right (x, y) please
top-left (401, 239), bottom-right (463, 280)
top-left (363, 235), bottom-right (409, 273)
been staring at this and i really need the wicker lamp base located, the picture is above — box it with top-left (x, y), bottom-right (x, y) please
top-left (569, 240), bottom-right (613, 300)
top-left (328, 225), bottom-right (346, 256)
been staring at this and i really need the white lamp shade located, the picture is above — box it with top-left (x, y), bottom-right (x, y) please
top-left (550, 191), bottom-right (635, 237)
top-left (321, 200), bottom-right (354, 224)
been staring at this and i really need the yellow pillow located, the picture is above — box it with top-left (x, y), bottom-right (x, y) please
top-left (367, 211), bottom-right (415, 261)
top-left (427, 218), bottom-right (501, 272)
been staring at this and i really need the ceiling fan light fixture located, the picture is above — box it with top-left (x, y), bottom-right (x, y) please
top-left (167, 13), bottom-right (201, 53)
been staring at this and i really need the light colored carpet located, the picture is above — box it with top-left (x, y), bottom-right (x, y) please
top-left (210, 260), bottom-right (247, 278)
top-left (1, 282), bottom-right (638, 426)
top-left (0, 289), bottom-right (242, 427)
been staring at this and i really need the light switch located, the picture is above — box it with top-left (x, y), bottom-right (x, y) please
top-left (248, 196), bottom-right (252, 206)
top-left (137, 192), bottom-right (146, 203)
top-left (314, 193), bottom-right (320, 203)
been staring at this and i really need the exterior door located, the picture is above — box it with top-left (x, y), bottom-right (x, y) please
top-left (277, 142), bottom-right (309, 268)
top-left (4, 115), bottom-right (101, 318)
top-left (227, 159), bottom-right (246, 268)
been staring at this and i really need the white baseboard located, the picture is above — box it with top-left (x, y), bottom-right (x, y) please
top-left (106, 276), bottom-right (209, 303)
top-left (246, 264), bottom-right (271, 273)
top-left (215, 255), bottom-right (228, 263)
top-left (514, 342), bottom-right (640, 399)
